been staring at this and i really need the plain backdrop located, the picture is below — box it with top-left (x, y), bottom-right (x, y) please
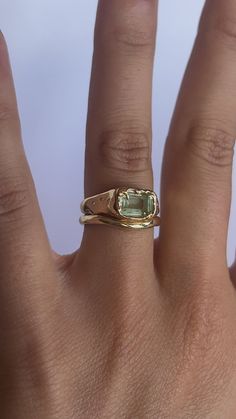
top-left (1, 0), bottom-right (236, 264)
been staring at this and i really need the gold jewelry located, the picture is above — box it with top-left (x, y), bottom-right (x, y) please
top-left (80, 188), bottom-right (160, 230)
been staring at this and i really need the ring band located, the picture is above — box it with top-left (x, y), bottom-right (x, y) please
top-left (80, 187), bottom-right (160, 230)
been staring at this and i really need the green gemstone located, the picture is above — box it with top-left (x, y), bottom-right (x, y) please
top-left (118, 190), bottom-right (155, 219)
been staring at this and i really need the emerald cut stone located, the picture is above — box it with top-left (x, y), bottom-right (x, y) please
top-left (117, 189), bottom-right (155, 219)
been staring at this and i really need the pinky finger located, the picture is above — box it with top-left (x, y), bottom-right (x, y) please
top-left (0, 33), bottom-right (56, 309)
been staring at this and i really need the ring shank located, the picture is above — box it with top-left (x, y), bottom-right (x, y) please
top-left (80, 214), bottom-right (161, 229)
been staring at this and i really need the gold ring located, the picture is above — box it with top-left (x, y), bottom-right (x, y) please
top-left (80, 187), bottom-right (160, 230)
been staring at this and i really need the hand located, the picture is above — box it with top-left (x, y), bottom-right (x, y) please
top-left (1, 1), bottom-right (236, 418)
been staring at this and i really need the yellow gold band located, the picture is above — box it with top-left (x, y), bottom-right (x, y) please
top-left (80, 187), bottom-right (160, 230)
top-left (80, 214), bottom-right (161, 229)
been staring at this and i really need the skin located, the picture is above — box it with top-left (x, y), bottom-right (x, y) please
top-left (1, 0), bottom-right (236, 417)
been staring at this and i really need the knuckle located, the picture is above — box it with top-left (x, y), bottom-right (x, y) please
top-left (0, 175), bottom-right (32, 221)
top-left (199, 11), bottom-right (236, 50)
top-left (104, 290), bottom-right (157, 370)
top-left (214, 16), bottom-right (236, 48)
top-left (176, 286), bottom-right (226, 370)
top-left (186, 124), bottom-right (235, 168)
top-left (97, 9), bottom-right (156, 55)
top-left (1, 328), bottom-right (57, 400)
top-left (100, 130), bottom-right (151, 173)
top-left (183, 301), bottom-right (219, 362)
top-left (172, 286), bottom-right (236, 404)
top-left (114, 24), bottom-right (155, 50)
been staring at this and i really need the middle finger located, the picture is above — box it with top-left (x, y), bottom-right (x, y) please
top-left (159, 0), bottom-right (236, 288)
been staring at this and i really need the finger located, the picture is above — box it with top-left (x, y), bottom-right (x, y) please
top-left (0, 33), bottom-right (56, 316)
top-left (79, 1), bottom-right (158, 271)
top-left (158, 1), bottom-right (236, 287)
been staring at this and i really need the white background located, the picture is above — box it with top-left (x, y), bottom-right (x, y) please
top-left (1, 0), bottom-right (235, 264)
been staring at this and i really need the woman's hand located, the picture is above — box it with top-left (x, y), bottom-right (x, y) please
top-left (1, 1), bottom-right (236, 417)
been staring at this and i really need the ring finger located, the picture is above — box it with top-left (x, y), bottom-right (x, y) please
top-left (77, 0), bottom-right (158, 279)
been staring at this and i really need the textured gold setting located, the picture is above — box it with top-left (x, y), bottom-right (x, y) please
top-left (80, 188), bottom-right (160, 230)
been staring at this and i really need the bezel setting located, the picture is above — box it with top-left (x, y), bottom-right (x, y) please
top-left (116, 188), bottom-right (158, 221)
